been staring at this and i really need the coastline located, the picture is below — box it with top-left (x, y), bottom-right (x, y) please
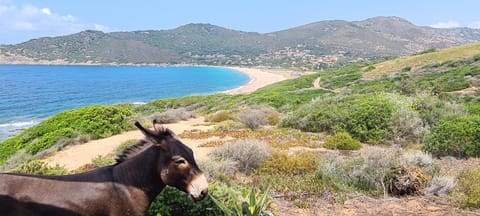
top-left (223, 67), bottom-right (294, 94)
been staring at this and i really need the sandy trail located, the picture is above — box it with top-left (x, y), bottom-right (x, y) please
top-left (42, 117), bottom-right (215, 170)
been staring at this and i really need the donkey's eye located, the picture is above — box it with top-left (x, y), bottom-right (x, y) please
top-left (175, 159), bottom-right (186, 165)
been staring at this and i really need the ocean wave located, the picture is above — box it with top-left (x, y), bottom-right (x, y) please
top-left (0, 120), bottom-right (39, 128)
top-left (132, 101), bottom-right (147, 105)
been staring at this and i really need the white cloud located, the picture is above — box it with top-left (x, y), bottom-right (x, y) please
top-left (0, 1), bottom-right (112, 44)
top-left (94, 23), bottom-right (109, 32)
top-left (430, 21), bottom-right (461, 28)
top-left (468, 21), bottom-right (480, 29)
top-left (41, 7), bottom-right (51, 16)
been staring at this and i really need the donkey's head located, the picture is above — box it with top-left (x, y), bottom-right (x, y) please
top-left (134, 120), bottom-right (208, 201)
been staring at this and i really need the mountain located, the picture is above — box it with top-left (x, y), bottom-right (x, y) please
top-left (1, 16), bottom-right (480, 68)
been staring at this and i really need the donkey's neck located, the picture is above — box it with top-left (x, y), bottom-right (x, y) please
top-left (113, 147), bottom-right (165, 204)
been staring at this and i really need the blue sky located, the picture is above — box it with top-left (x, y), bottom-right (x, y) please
top-left (1, 0), bottom-right (479, 44)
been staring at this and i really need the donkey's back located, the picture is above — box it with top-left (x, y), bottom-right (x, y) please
top-left (0, 168), bottom-right (143, 216)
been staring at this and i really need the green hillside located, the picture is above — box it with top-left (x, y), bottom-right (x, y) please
top-left (2, 16), bottom-right (480, 68)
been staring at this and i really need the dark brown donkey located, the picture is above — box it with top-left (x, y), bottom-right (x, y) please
top-left (0, 120), bottom-right (208, 216)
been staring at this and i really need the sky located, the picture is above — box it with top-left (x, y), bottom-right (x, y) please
top-left (0, 0), bottom-right (479, 44)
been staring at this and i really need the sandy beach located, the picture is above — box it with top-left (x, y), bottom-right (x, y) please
top-left (224, 67), bottom-right (295, 94)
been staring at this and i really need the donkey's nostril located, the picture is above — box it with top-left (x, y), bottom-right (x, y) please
top-left (201, 188), bottom-right (208, 197)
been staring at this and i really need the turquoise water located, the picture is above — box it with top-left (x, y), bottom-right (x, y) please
top-left (0, 65), bottom-right (249, 141)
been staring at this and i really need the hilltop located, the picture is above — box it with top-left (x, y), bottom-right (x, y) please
top-left (1, 16), bottom-right (480, 69)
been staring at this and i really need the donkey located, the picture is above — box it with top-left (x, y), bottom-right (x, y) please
top-left (0, 120), bottom-right (208, 216)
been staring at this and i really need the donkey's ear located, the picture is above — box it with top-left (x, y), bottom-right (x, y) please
top-left (135, 121), bottom-right (155, 137)
top-left (135, 121), bottom-right (168, 151)
top-left (152, 119), bottom-right (177, 137)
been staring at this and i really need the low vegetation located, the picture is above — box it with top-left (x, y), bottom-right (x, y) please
top-left (210, 139), bottom-right (272, 174)
top-left (0, 105), bottom-right (133, 166)
top-left (323, 132), bottom-right (362, 150)
top-left (2, 44), bottom-right (480, 214)
top-left (451, 168), bottom-right (480, 209)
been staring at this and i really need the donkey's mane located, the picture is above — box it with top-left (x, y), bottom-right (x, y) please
top-left (115, 140), bottom-right (152, 164)
top-left (115, 126), bottom-right (174, 164)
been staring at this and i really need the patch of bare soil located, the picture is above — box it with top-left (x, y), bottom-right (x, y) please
top-left (274, 194), bottom-right (480, 216)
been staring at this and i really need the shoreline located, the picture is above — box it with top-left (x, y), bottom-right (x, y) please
top-left (223, 66), bottom-right (295, 94)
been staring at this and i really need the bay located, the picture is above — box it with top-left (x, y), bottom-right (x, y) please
top-left (0, 65), bottom-right (249, 141)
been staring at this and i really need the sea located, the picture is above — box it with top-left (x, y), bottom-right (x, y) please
top-left (0, 65), bottom-right (250, 141)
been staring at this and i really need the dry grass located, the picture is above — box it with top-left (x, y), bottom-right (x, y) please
top-left (364, 43), bottom-right (480, 79)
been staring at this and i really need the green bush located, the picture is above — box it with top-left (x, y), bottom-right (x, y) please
top-left (451, 168), bottom-right (480, 209)
top-left (0, 105), bottom-right (133, 165)
top-left (323, 132), bottom-right (362, 150)
top-left (474, 54), bottom-right (480, 62)
top-left (148, 186), bottom-right (220, 216)
top-left (12, 160), bottom-right (69, 175)
top-left (402, 66), bottom-right (412, 72)
top-left (210, 184), bottom-right (272, 216)
top-left (413, 93), bottom-right (467, 126)
top-left (281, 94), bottom-right (394, 144)
top-left (423, 116), bottom-right (480, 158)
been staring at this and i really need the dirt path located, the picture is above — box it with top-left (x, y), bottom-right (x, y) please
top-left (312, 77), bottom-right (340, 93)
top-left (313, 77), bottom-right (322, 88)
top-left (274, 194), bottom-right (480, 216)
top-left (42, 117), bottom-right (215, 170)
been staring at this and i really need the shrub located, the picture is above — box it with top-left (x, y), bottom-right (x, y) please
top-left (213, 120), bottom-right (245, 132)
top-left (199, 158), bottom-right (239, 181)
top-left (25, 128), bottom-right (76, 154)
top-left (210, 184), bottom-right (272, 216)
top-left (474, 54), bottom-right (480, 62)
top-left (423, 116), bottom-right (480, 158)
top-left (388, 103), bottom-right (426, 147)
top-left (413, 93), bottom-right (467, 126)
top-left (259, 151), bottom-right (319, 176)
top-left (0, 105), bottom-right (133, 165)
top-left (151, 107), bottom-right (196, 124)
top-left (281, 94), bottom-right (395, 144)
top-left (91, 155), bottom-right (115, 168)
top-left (237, 109), bottom-right (269, 130)
top-left (317, 149), bottom-right (402, 196)
top-left (365, 65), bottom-right (376, 72)
top-left (210, 139), bottom-right (272, 174)
top-left (402, 151), bottom-right (438, 174)
top-left (207, 110), bottom-right (232, 122)
top-left (427, 175), bottom-right (456, 196)
top-left (148, 186), bottom-right (220, 216)
top-left (451, 168), bottom-right (480, 209)
top-left (402, 66), bottom-right (412, 72)
top-left (323, 132), bottom-right (362, 150)
top-left (387, 166), bottom-right (430, 196)
top-left (12, 160), bottom-right (69, 175)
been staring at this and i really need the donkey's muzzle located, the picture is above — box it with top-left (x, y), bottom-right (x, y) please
top-left (188, 174), bottom-right (209, 201)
